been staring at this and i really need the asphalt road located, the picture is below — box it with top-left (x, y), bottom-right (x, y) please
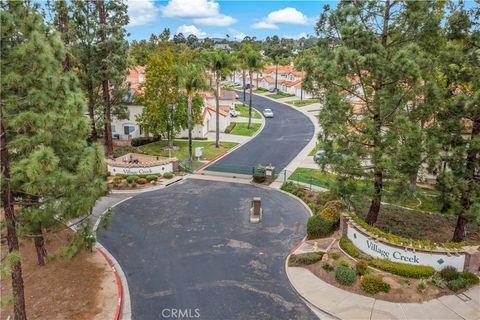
top-left (204, 91), bottom-right (315, 175)
top-left (97, 179), bottom-right (316, 320)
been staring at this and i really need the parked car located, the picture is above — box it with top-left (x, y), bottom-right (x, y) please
top-left (263, 109), bottom-right (274, 118)
top-left (313, 150), bottom-right (326, 162)
top-left (268, 87), bottom-right (276, 93)
top-left (229, 109), bottom-right (240, 117)
top-left (233, 82), bottom-right (240, 86)
top-left (244, 83), bottom-right (252, 89)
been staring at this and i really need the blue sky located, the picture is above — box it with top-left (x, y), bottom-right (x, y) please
top-left (126, 0), bottom-right (336, 41)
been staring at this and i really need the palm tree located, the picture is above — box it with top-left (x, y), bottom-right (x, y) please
top-left (180, 63), bottom-right (206, 162)
top-left (207, 50), bottom-right (232, 148)
top-left (246, 50), bottom-right (263, 129)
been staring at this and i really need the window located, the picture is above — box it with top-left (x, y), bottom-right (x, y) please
top-left (124, 125), bottom-right (135, 135)
top-left (111, 125), bottom-right (116, 133)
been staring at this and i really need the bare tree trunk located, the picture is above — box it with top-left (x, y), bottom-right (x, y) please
top-left (1, 115), bottom-right (27, 320)
top-left (275, 64), bottom-right (278, 91)
top-left (97, 0), bottom-right (113, 157)
top-left (242, 69), bottom-right (246, 102)
top-left (256, 71), bottom-right (259, 89)
top-left (87, 82), bottom-right (98, 142)
top-left (248, 70), bottom-right (253, 129)
top-left (452, 117), bottom-right (479, 242)
top-left (187, 95), bottom-right (193, 161)
top-left (366, 169), bottom-right (383, 225)
top-left (34, 230), bottom-right (48, 266)
top-left (215, 76), bottom-right (220, 148)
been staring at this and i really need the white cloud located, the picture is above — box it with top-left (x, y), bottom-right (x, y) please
top-left (283, 32), bottom-right (308, 40)
top-left (161, 0), bottom-right (236, 26)
top-left (251, 21), bottom-right (278, 29)
top-left (176, 25), bottom-right (207, 38)
top-left (252, 7), bottom-right (310, 29)
top-left (127, 0), bottom-right (160, 26)
top-left (193, 15), bottom-right (236, 27)
top-left (227, 28), bottom-right (247, 41)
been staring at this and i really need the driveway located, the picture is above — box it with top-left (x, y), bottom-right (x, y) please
top-left (97, 179), bottom-right (316, 320)
top-left (204, 91), bottom-right (314, 175)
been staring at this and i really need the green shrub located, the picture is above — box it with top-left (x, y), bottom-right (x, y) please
top-left (131, 136), bottom-right (161, 147)
top-left (115, 174), bottom-right (126, 179)
top-left (307, 214), bottom-right (335, 239)
top-left (440, 266), bottom-right (460, 281)
top-left (330, 252), bottom-right (340, 260)
top-left (320, 200), bottom-right (344, 222)
top-left (447, 278), bottom-right (469, 291)
top-left (322, 263), bottom-right (334, 272)
top-left (356, 260), bottom-right (369, 275)
top-left (428, 274), bottom-right (447, 288)
top-left (137, 178), bottom-right (148, 185)
top-left (288, 252), bottom-right (324, 266)
top-left (335, 266), bottom-right (356, 286)
top-left (339, 236), bottom-right (371, 260)
top-left (369, 259), bottom-right (435, 279)
top-left (126, 175), bottom-right (139, 184)
top-left (459, 272), bottom-right (480, 286)
top-left (253, 165), bottom-right (266, 183)
top-left (417, 279), bottom-right (427, 292)
top-left (113, 175), bottom-right (123, 182)
top-left (163, 172), bottom-right (174, 179)
top-left (360, 274), bottom-right (390, 294)
top-left (339, 260), bottom-right (349, 267)
top-left (224, 122), bottom-right (237, 133)
top-left (146, 175), bottom-right (159, 182)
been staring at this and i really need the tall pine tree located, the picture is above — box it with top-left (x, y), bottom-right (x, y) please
top-left (1, 0), bottom-right (107, 269)
top-left (310, 0), bottom-right (443, 225)
top-left (96, 0), bottom-right (129, 157)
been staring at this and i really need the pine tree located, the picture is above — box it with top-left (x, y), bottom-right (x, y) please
top-left (1, 0), bottom-right (107, 269)
top-left (310, 1), bottom-right (443, 225)
top-left (436, 3), bottom-right (480, 242)
top-left (96, 0), bottom-right (129, 157)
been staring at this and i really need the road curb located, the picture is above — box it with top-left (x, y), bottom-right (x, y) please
top-left (97, 247), bottom-right (123, 320)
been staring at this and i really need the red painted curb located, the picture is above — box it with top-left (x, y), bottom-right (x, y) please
top-left (97, 247), bottom-right (123, 320)
top-left (290, 240), bottom-right (304, 255)
top-left (196, 150), bottom-right (229, 171)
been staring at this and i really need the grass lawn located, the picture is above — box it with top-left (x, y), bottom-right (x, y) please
top-left (141, 140), bottom-right (238, 161)
top-left (253, 88), bottom-right (268, 93)
top-left (266, 91), bottom-right (295, 99)
top-left (290, 98), bottom-right (321, 107)
top-left (235, 103), bottom-right (261, 119)
top-left (289, 167), bottom-right (443, 213)
top-left (229, 122), bottom-right (261, 136)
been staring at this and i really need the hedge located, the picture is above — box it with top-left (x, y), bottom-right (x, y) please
top-left (253, 165), bottom-right (266, 183)
top-left (163, 172), bottom-right (174, 179)
top-left (126, 175), bottom-right (139, 184)
top-left (339, 236), bottom-right (371, 260)
top-left (224, 122), bottom-right (236, 134)
top-left (131, 136), bottom-right (161, 147)
top-left (340, 236), bottom-right (435, 278)
top-left (369, 259), bottom-right (435, 279)
top-left (288, 252), bottom-right (324, 266)
top-left (307, 214), bottom-right (335, 239)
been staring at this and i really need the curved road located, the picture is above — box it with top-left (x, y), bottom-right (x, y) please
top-left (205, 91), bottom-right (315, 174)
top-left (98, 179), bottom-right (316, 320)
top-left (97, 92), bottom-right (318, 319)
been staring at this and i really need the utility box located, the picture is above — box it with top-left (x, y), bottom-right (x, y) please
top-left (265, 165), bottom-right (275, 183)
top-left (195, 147), bottom-right (203, 160)
top-left (250, 197), bottom-right (262, 223)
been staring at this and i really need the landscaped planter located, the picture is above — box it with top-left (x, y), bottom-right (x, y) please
top-left (340, 214), bottom-right (480, 272)
top-left (106, 152), bottom-right (178, 175)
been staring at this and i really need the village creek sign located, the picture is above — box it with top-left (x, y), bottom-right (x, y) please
top-left (346, 225), bottom-right (466, 271)
top-left (107, 163), bottom-right (173, 175)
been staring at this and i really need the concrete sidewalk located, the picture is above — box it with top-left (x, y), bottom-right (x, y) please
top-left (206, 132), bottom-right (251, 143)
top-left (287, 266), bottom-right (480, 320)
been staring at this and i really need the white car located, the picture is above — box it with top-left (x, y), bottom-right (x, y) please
top-left (229, 109), bottom-right (240, 117)
top-left (263, 109), bottom-right (274, 118)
